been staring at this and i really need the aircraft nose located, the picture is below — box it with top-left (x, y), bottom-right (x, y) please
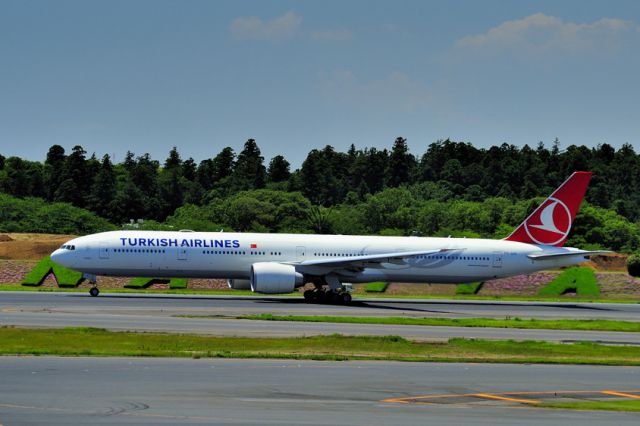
top-left (51, 248), bottom-right (74, 268)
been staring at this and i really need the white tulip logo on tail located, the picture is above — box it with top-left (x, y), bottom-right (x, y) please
top-left (524, 197), bottom-right (572, 246)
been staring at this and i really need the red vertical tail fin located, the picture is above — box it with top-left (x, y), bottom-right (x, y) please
top-left (505, 171), bottom-right (592, 247)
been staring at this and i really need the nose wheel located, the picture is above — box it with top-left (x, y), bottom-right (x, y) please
top-left (89, 286), bottom-right (100, 297)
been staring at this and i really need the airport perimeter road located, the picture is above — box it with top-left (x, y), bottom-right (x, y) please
top-left (1, 357), bottom-right (639, 426)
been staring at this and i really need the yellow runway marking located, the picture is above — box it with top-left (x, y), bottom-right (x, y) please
top-left (383, 389), bottom-right (640, 405)
top-left (602, 390), bottom-right (640, 399)
top-left (475, 393), bottom-right (539, 405)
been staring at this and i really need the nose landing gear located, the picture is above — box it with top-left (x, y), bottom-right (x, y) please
top-left (84, 273), bottom-right (99, 297)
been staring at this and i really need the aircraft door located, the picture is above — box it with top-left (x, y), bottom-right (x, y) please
top-left (177, 247), bottom-right (188, 261)
top-left (296, 246), bottom-right (306, 261)
top-left (99, 245), bottom-right (109, 259)
top-left (492, 252), bottom-right (503, 268)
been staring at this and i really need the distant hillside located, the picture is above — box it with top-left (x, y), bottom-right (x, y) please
top-left (0, 233), bottom-right (74, 260)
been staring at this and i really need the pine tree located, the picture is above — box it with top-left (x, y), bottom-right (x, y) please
top-left (212, 147), bottom-right (235, 182)
top-left (387, 137), bottom-right (415, 187)
top-left (87, 154), bottom-right (117, 219)
top-left (164, 146), bottom-right (182, 170)
top-left (56, 145), bottom-right (87, 206)
top-left (267, 155), bottom-right (290, 183)
top-left (43, 145), bottom-right (66, 200)
top-left (232, 139), bottom-right (266, 190)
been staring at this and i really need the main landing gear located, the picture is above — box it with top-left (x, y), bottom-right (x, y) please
top-left (303, 288), bottom-right (352, 304)
top-left (303, 275), bottom-right (353, 304)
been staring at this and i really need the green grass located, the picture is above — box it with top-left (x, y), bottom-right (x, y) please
top-left (1, 326), bottom-right (640, 365)
top-left (124, 277), bottom-right (157, 288)
top-left (239, 314), bottom-right (640, 332)
top-left (169, 278), bottom-right (188, 289)
top-left (364, 281), bottom-right (389, 292)
top-left (538, 267), bottom-right (600, 297)
top-left (123, 277), bottom-right (188, 289)
top-left (0, 284), bottom-right (258, 296)
top-left (21, 256), bottom-right (84, 287)
top-left (456, 281), bottom-right (483, 295)
top-left (540, 399), bottom-right (640, 412)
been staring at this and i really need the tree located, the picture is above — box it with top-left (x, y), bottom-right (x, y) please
top-left (306, 206), bottom-right (333, 234)
top-left (111, 177), bottom-right (147, 224)
top-left (87, 154), bottom-right (117, 219)
top-left (56, 145), bottom-right (87, 206)
top-left (4, 157), bottom-right (29, 197)
top-left (386, 137), bottom-right (415, 187)
top-left (158, 168), bottom-right (184, 219)
top-left (43, 145), bottom-right (66, 200)
top-left (627, 254), bottom-right (640, 277)
top-left (267, 155), bottom-right (290, 183)
top-left (300, 146), bottom-right (349, 206)
top-left (182, 157), bottom-right (197, 181)
top-left (164, 146), bottom-right (182, 170)
top-left (232, 139), bottom-right (266, 191)
top-left (196, 159), bottom-right (215, 190)
top-left (212, 147), bottom-right (235, 182)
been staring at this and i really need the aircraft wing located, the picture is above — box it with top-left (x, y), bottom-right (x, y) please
top-left (527, 250), bottom-right (611, 260)
top-left (293, 248), bottom-right (456, 268)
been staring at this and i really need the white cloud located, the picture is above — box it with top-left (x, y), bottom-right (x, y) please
top-left (311, 29), bottom-right (353, 41)
top-left (230, 11), bottom-right (301, 40)
top-left (456, 13), bottom-right (634, 54)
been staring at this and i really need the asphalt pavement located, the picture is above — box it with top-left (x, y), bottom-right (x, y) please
top-left (1, 357), bottom-right (639, 425)
top-left (1, 292), bottom-right (640, 344)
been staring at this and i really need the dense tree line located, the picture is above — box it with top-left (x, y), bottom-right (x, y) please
top-left (1, 138), bottom-right (639, 251)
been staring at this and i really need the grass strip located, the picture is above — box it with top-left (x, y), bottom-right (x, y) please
top-left (238, 314), bottom-right (640, 332)
top-left (538, 267), bottom-right (599, 297)
top-left (21, 256), bottom-right (83, 287)
top-left (539, 400), bottom-right (640, 412)
top-left (364, 281), bottom-right (389, 292)
top-left (1, 327), bottom-right (640, 365)
top-left (456, 281), bottom-right (483, 295)
top-left (123, 277), bottom-right (188, 289)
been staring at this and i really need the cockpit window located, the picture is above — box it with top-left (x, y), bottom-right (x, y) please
top-left (60, 245), bottom-right (76, 250)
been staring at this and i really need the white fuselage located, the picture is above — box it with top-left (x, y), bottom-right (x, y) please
top-left (51, 230), bottom-right (589, 284)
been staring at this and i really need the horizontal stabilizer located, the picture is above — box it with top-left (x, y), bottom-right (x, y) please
top-left (527, 250), bottom-right (611, 260)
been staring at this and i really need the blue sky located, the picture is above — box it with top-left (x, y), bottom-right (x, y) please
top-left (1, 0), bottom-right (639, 166)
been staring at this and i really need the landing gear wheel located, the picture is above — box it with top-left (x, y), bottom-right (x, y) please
top-left (304, 289), bottom-right (315, 302)
top-left (341, 292), bottom-right (352, 304)
top-left (89, 287), bottom-right (100, 297)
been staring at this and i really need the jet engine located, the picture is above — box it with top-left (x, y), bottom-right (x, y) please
top-left (227, 278), bottom-right (251, 290)
top-left (250, 262), bottom-right (304, 294)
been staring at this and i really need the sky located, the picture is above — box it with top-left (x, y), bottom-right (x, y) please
top-left (1, 0), bottom-right (639, 167)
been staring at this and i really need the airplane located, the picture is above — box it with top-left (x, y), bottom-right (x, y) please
top-left (51, 171), bottom-right (608, 303)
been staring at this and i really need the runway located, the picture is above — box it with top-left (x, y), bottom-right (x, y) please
top-left (1, 357), bottom-right (639, 425)
top-left (1, 292), bottom-right (640, 344)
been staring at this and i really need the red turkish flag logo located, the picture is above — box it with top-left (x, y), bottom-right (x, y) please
top-left (524, 198), bottom-right (572, 246)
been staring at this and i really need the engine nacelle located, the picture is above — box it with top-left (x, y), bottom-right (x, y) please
top-left (250, 262), bottom-right (304, 294)
top-left (227, 278), bottom-right (251, 290)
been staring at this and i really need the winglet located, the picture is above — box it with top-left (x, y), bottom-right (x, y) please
top-left (505, 171), bottom-right (592, 247)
